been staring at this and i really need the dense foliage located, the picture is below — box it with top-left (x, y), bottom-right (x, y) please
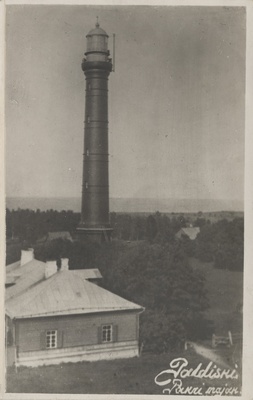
top-left (6, 208), bottom-right (80, 242)
top-left (6, 208), bottom-right (244, 271)
top-left (6, 207), bottom-right (244, 351)
top-left (6, 209), bottom-right (188, 244)
top-left (94, 241), bottom-right (212, 351)
top-left (195, 218), bottom-right (244, 271)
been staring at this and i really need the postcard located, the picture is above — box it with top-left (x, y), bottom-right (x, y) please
top-left (1, 0), bottom-right (253, 398)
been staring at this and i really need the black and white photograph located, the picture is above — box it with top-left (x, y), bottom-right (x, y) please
top-left (2, 0), bottom-right (252, 397)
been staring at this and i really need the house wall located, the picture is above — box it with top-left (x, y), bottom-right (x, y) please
top-left (16, 310), bottom-right (139, 349)
top-left (17, 340), bottom-right (139, 367)
top-left (15, 311), bottom-right (140, 366)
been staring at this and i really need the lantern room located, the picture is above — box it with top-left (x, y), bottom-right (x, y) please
top-left (85, 21), bottom-right (110, 62)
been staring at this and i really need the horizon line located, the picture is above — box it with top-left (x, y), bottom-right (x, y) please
top-left (6, 195), bottom-right (244, 202)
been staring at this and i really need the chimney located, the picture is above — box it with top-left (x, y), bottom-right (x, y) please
top-left (45, 261), bottom-right (58, 279)
top-left (61, 258), bottom-right (69, 271)
top-left (20, 248), bottom-right (34, 266)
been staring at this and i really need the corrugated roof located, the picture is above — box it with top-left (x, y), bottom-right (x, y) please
top-left (6, 269), bottom-right (143, 319)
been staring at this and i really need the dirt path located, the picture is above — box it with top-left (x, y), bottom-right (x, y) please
top-left (188, 342), bottom-right (231, 368)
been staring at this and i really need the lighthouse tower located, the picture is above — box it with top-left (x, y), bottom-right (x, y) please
top-left (77, 21), bottom-right (113, 242)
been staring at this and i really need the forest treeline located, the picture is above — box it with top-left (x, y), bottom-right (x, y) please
top-left (6, 208), bottom-right (243, 271)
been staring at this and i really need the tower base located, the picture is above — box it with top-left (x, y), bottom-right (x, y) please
top-left (76, 227), bottom-right (113, 243)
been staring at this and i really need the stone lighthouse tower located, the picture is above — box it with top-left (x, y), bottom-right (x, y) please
top-left (77, 21), bottom-right (113, 242)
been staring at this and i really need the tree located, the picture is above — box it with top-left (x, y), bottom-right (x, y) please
top-left (96, 241), bottom-right (211, 352)
top-left (195, 217), bottom-right (244, 271)
top-left (195, 223), bottom-right (216, 262)
top-left (146, 215), bottom-right (158, 242)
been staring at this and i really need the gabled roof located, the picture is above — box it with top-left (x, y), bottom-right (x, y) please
top-left (176, 227), bottom-right (200, 240)
top-left (47, 231), bottom-right (73, 241)
top-left (37, 231), bottom-right (73, 244)
top-left (6, 269), bottom-right (143, 319)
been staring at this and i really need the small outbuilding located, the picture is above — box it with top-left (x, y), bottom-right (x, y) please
top-left (175, 226), bottom-right (200, 241)
top-left (6, 249), bottom-right (144, 367)
top-left (36, 231), bottom-right (73, 244)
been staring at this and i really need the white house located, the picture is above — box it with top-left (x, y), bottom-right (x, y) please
top-left (6, 249), bottom-right (144, 367)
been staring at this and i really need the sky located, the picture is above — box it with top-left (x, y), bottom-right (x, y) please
top-left (5, 5), bottom-right (246, 202)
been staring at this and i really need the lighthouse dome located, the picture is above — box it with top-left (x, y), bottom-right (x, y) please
top-left (87, 24), bottom-right (109, 38)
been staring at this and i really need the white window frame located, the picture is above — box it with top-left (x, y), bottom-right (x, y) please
top-left (102, 324), bottom-right (112, 343)
top-left (46, 330), bottom-right (57, 349)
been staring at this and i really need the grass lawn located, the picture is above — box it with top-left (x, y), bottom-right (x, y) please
top-left (189, 258), bottom-right (243, 335)
top-left (6, 349), bottom-right (242, 395)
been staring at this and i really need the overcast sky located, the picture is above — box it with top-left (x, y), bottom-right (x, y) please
top-left (5, 5), bottom-right (246, 202)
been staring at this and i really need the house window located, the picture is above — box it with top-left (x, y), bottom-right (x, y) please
top-left (102, 325), bottom-right (112, 342)
top-left (46, 330), bottom-right (57, 349)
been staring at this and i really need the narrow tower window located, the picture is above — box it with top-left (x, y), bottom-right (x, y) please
top-left (86, 149), bottom-right (89, 156)
top-left (85, 181), bottom-right (89, 189)
top-left (87, 116), bottom-right (90, 123)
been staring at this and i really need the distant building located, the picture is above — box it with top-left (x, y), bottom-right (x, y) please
top-left (5, 249), bottom-right (143, 367)
top-left (37, 231), bottom-right (73, 244)
top-left (175, 226), bottom-right (200, 241)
